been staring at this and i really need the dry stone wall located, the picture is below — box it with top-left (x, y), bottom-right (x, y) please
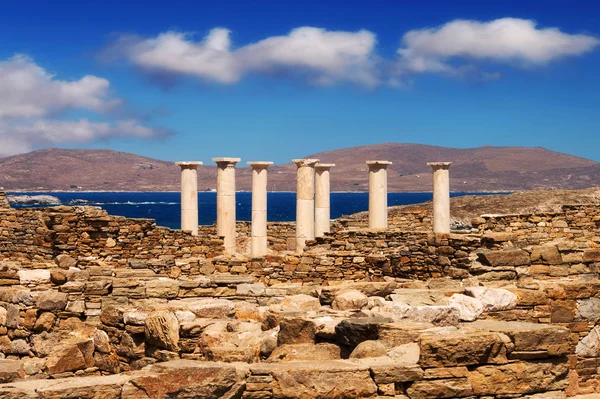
top-left (0, 193), bottom-right (9, 210)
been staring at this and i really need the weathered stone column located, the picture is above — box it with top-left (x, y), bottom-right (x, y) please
top-left (366, 160), bottom-right (392, 229)
top-left (315, 163), bottom-right (335, 238)
top-left (175, 161), bottom-right (202, 235)
top-left (213, 157), bottom-right (241, 254)
top-left (428, 162), bottom-right (452, 234)
top-left (293, 159), bottom-right (319, 253)
top-left (248, 161), bottom-right (273, 257)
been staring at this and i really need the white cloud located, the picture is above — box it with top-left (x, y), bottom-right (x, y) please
top-left (0, 119), bottom-right (167, 157)
top-left (0, 55), bottom-right (168, 157)
top-left (111, 27), bottom-right (379, 86)
top-left (397, 18), bottom-right (600, 74)
top-left (0, 54), bottom-right (120, 119)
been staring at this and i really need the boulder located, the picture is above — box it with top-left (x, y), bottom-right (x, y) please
top-left (465, 287), bottom-right (518, 311)
top-left (268, 343), bottom-right (341, 362)
top-left (448, 294), bottom-right (484, 321)
top-left (144, 310), bottom-right (180, 351)
top-left (332, 290), bottom-right (368, 311)
top-left (349, 340), bottom-right (388, 359)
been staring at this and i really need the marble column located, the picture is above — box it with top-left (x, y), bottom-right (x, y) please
top-left (366, 160), bottom-right (392, 229)
top-left (315, 163), bottom-right (335, 237)
top-left (175, 162), bottom-right (202, 235)
top-left (428, 162), bottom-right (453, 234)
top-left (248, 161), bottom-right (273, 257)
top-left (212, 157), bottom-right (241, 254)
top-left (293, 158), bottom-right (319, 253)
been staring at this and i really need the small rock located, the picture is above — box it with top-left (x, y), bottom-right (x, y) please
top-left (18, 269), bottom-right (51, 285)
top-left (35, 291), bottom-right (68, 311)
top-left (33, 312), bottom-right (56, 332)
top-left (280, 294), bottom-right (320, 311)
top-left (576, 325), bottom-right (600, 357)
top-left (388, 342), bottom-right (420, 364)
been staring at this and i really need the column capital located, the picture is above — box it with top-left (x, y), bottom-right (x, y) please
top-left (315, 163), bottom-right (335, 171)
top-left (293, 159), bottom-right (319, 168)
top-left (213, 157), bottom-right (241, 168)
top-left (175, 161), bottom-right (203, 169)
top-left (366, 160), bottom-right (392, 169)
top-left (247, 161), bottom-right (273, 170)
top-left (427, 162), bottom-right (453, 170)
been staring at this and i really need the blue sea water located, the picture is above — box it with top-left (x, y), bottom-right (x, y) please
top-left (8, 192), bottom-right (502, 229)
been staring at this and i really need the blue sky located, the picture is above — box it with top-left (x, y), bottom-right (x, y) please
top-left (0, 0), bottom-right (598, 164)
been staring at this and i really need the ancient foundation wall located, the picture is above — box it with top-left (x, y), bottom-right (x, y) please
top-left (474, 204), bottom-right (600, 247)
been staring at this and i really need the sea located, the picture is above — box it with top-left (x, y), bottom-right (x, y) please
top-left (8, 191), bottom-right (504, 229)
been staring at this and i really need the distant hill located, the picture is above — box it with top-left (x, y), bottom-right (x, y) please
top-left (1, 144), bottom-right (599, 192)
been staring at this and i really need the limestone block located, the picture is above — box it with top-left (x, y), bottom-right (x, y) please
top-left (145, 279), bottom-right (179, 298)
top-left (391, 304), bottom-right (459, 326)
top-left (468, 320), bottom-right (571, 356)
top-left (332, 290), bottom-right (368, 311)
top-left (419, 331), bottom-right (511, 367)
top-left (144, 311), bottom-right (179, 352)
top-left (477, 249), bottom-right (530, 266)
top-left (388, 342), bottom-right (420, 364)
top-left (280, 294), bottom-right (320, 311)
top-left (168, 298), bottom-right (235, 319)
top-left (264, 361), bottom-right (378, 399)
top-left (17, 269), bottom-right (51, 285)
top-left (465, 286), bottom-right (518, 311)
top-left (531, 245), bottom-right (562, 264)
top-left (126, 360), bottom-right (240, 399)
top-left (406, 378), bottom-right (474, 399)
top-left (467, 361), bottom-right (568, 396)
top-left (367, 360), bottom-right (424, 384)
top-left (267, 343), bottom-right (341, 362)
top-left (448, 293), bottom-right (484, 321)
top-left (35, 291), bottom-right (68, 311)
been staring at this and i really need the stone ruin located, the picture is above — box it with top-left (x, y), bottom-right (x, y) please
top-left (0, 160), bottom-right (600, 398)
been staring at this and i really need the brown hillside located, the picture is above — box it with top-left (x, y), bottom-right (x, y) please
top-left (0, 144), bottom-right (599, 192)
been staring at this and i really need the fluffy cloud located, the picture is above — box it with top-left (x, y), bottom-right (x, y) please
top-left (397, 18), bottom-right (600, 74)
top-left (0, 55), bottom-right (167, 156)
top-left (0, 119), bottom-right (166, 157)
top-left (110, 27), bottom-right (379, 87)
top-left (109, 20), bottom-right (598, 86)
top-left (0, 55), bottom-right (120, 119)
